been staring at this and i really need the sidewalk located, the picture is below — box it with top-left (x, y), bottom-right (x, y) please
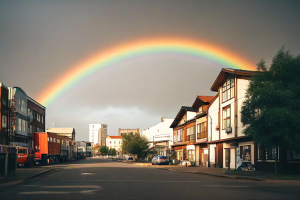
top-left (0, 166), bottom-right (56, 189)
top-left (125, 161), bottom-right (300, 184)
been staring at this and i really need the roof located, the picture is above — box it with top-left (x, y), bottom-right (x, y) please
top-left (191, 95), bottom-right (215, 110)
top-left (106, 135), bottom-right (122, 139)
top-left (47, 128), bottom-right (75, 134)
top-left (210, 68), bottom-right (256, 92)
top-left (170, 106), bottom-right (197, 128)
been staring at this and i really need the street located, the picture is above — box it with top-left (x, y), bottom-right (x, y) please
top-left (0, 158), bottom-right (299, 200)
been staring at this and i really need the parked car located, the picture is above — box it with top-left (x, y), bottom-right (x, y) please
top-left (152, 155), bottom-right (169, 165)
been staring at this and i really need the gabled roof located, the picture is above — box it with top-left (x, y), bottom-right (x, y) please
top-left (191, 95), bottom-right (215, 110)
top-left (210, 68), bottom-right (256, 92)
top-left (170, 106), bottom-right (197, 128)
top-left (107, 135), bottom-right (122, 139)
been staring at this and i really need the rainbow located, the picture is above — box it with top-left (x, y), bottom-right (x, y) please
top-left (37, 38), bottom-right (255, 106)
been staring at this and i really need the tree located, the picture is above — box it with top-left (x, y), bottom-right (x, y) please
top-left (109, 148), bottom-right (116, 155)
top-left (241, 48), bottom-right (300, 175)
top-left (100, 145), bottom-right (109, 154)
top-left (121, 132), bottom-right (149, 159)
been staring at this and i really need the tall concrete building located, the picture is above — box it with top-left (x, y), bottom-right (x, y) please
top-left (89, 122), bottom-right (107, 146)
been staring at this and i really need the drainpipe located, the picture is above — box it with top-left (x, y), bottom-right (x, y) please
top-left (207, 113), bottom-right (212, 168)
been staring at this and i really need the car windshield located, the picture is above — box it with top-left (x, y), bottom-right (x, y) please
top-left (158, 156), bottom-right (167, 159)
top-left (18, 149), bottom-right (27, 154)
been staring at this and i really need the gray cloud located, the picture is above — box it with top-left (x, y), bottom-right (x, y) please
top-left (1, 0), bottom-right (300, 140)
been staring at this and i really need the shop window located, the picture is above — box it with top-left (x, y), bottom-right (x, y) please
top-left (240, 145), bottom-right (251, 162)
top-left (258, 146), bottom-right (277, 160)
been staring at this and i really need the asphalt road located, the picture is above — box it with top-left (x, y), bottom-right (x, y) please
top-left (1, 158), bottom-right (299, 200)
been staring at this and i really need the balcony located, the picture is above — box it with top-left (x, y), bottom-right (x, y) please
top-left (197, 132), bottom-right (207, 139)
top-left (186, 134), bottom-right (196, 143)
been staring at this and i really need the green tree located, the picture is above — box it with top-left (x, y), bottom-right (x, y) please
top-left (100, 145), bottom-right (109, 154)
top-left (109, 148), bottom-right (116, 155)
top-left (241, 48), bottom-right (300, 175)
top-left (121, 132), bottom-right (149, 159)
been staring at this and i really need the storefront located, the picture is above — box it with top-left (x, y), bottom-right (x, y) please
top-left (174, 146), bottom-right (186, 161)
top-left (186, 145), bottom-right (195, 163)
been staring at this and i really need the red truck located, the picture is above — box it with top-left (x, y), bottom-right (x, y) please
top-left (17, 147), bottom-right (34, 167)
top-left (34, 132), bottom-right (71, 165)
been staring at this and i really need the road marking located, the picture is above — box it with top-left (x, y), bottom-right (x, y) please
top-left (203, 185), bottom-right (252, 188)
top-left (43, 185), bottom-right (102, 189)
top-left (19, 189), bottom-right (99, 195)
top-left (81, 173), bottom-right (96, 175)
top-left (62, 180), bottom-right (210, 183)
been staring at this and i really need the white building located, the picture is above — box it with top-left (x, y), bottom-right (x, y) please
top-left (106, 136), bottom-right (122, 153)
top-left (207, 68), bottom-right (256, 169)
top-left (142, 117), bottom-right (174, 156)
top-left (89, 123), bottom-right (107, 146)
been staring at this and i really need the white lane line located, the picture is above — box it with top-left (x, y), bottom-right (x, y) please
top-left (19, 189), bottom-right (99, 195)
top-left (43, 185), bottom-right (102, 189)
top-left (62, 180), bottom-right (211, 183)
top-left (203, 185), bottom-right (252, 188)
top-left (81, 173), bottom-right (96, 175)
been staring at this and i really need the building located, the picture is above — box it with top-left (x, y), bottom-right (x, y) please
top-left (192, 96), bottom-right (214, 166)
top-left (207, 68), bottom-right (256, 170)
top-left (8, 87), bottom-right (31, 147)
top-left (142, 117), bottom-right (174, 156)
top-left (106, 136), bottom-right (122, 153)
top-left (0, 83), bottom-right (9, 145)
top-left (119, 128), bottom-right (140, 136)
top-left (47, 127), bottom-right (75, 142)
top-left (89, 123), bottom-right (107, 146)
top-left (27, 96), bottom-right (46, 138)
top-left (170, 106), bottom-right (197, 162)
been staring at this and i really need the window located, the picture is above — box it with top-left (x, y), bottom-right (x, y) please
top-left (240, 145), bottom-right (251, 161)
top-left (50, 137), bottom-right (52, 142)
top-left (223, 106), bottom-right (231, 129)
top-left (53, 138), bottom-right (56, 143)
top-left (21, 100), bottom-right (26, 113)
top-left (2, 115), bottom-right (7, 128)
top-left (187, 126), bottom-right (195, 142)
top-left (114, 141), bottom-right (116, 144)
top-left (198, 107), bottom-right (203, 114)
top-left (258, 146), bottom-right (277, 160)
top-left (18, 118), bottom-right (22, 131)
top-left (42, 116), bottom-right (44, 124)
top-left (2, 98), bottom-right (7, 106)
top-left (222, 75), bottom-right (235, 102)
top-left (177, 129), bottom-right (183, 142)
top-left (37, 113), bottom-right (40, 122)
top-left (57, 139), bottom-right (60, 143)
top-left (174, 131), bottom-right (178, 143)
top-left (197, 122), bottom-right (207, 139)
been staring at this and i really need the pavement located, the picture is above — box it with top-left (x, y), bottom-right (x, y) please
top-left (119, 160), bottom-right (300, 184)
top-left (1, 158), bottom-right (300, 200)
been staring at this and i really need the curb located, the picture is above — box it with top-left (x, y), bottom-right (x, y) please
top-left (159, 168), bottom-right (263, 181)
top-left (0, 167), bottom-right (57, 192)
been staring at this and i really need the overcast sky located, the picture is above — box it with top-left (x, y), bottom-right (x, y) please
top-left (1, 0), bottom-right (300, 141)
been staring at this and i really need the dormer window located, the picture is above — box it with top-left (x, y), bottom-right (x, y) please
top-left (222, 75), bottom-right (234, 102)
top-left (198, 107), bottom-right (203, 114)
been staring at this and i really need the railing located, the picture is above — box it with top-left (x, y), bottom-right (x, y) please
top-left (197, 132), bottom-right (207, 139)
